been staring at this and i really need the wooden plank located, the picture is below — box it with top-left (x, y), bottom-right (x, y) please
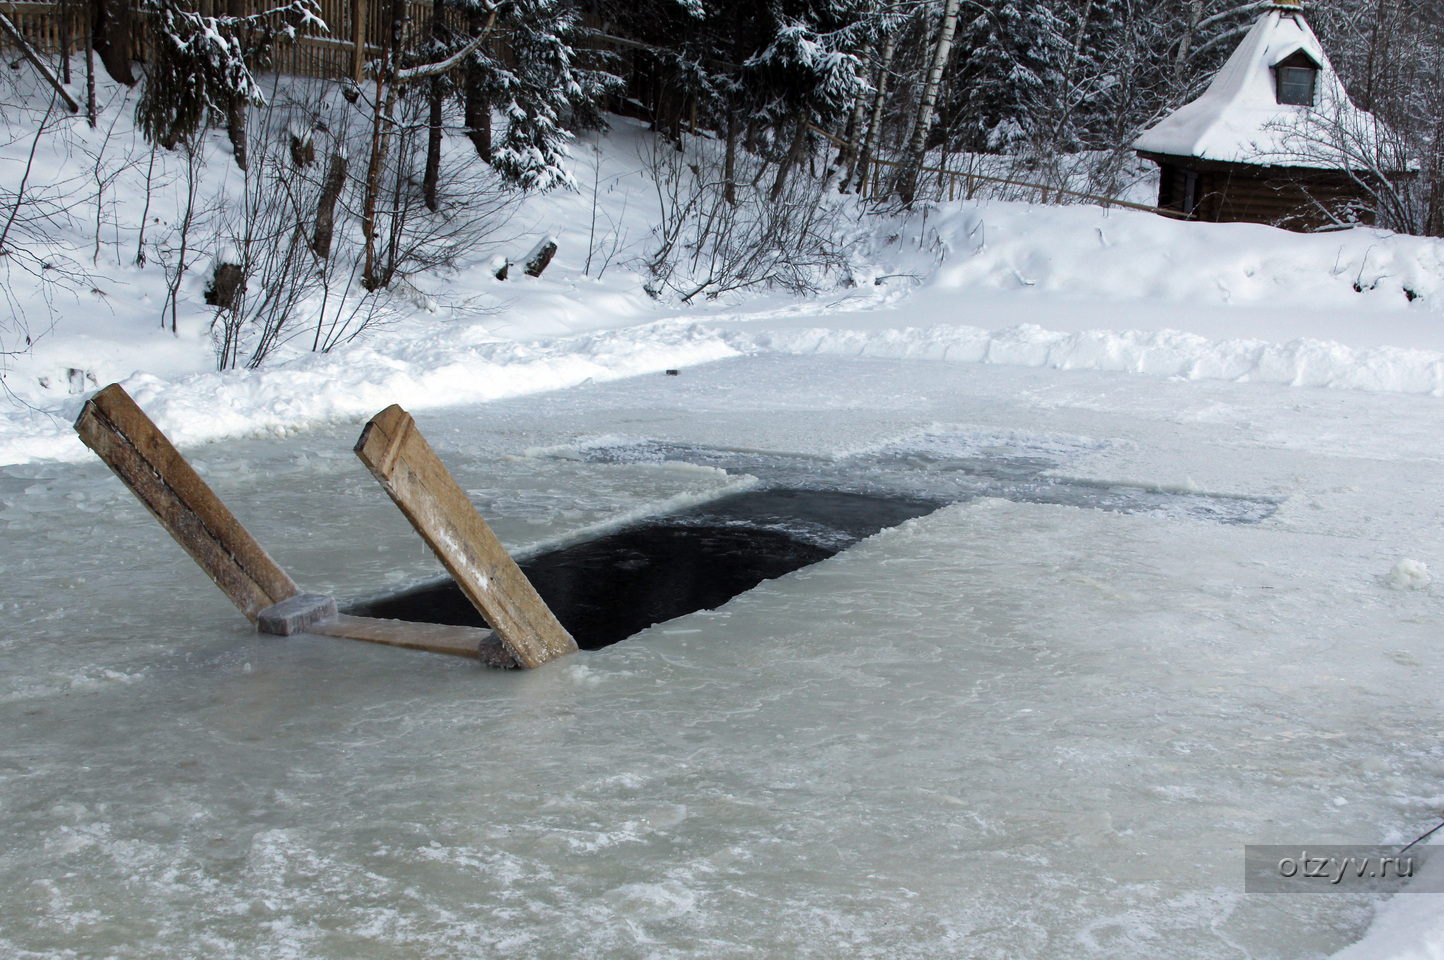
top-left (0, 12), bottom-right (79, 112)
top-left (74, 383), bottom-right (299, 621)
top-left (257, 592), bottom-right (337, 636)
top-left (353, 405), bottom-right (577, 669)
top-left (306, 614), bottom-right (517, 665)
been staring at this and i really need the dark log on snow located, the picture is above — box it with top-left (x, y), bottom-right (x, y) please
top-left (205, 261), bottom-right (245, 309)
top-left (524, 239), bottom-right (557, 277)
top-left (311, 152), bottom-right (347, 258)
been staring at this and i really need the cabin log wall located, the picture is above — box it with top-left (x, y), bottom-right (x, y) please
top-left (1148, 152), bottom-right (1378, 231)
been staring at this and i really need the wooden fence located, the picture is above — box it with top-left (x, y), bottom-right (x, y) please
top-left (809, 125), bottom-right (1187, 218)
top-left (0, 0), bottom-right (448, 83)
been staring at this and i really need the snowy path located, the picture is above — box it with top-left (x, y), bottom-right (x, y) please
top-left (3, 355), bottom-right (1442, 958)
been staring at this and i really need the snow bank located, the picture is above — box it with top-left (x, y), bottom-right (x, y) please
top-left (1331, 843), bottom-right (1444, 960)
top-left (0, 320), bottom-right (737, 464)
top-left (729, 323), bottom-right (1444, 396)
top-left (879, 202), bottom-right (1444, 311)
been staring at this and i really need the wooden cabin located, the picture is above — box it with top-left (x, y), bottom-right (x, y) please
top-left (1133, 0), bottom-right (1393, 231)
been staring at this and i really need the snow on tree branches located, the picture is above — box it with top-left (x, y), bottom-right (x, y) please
top-left (136, 0), bottom-right (325, 154)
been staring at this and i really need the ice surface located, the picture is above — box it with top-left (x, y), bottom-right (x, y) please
top-left (4, 355), bottom-right (1444, 958)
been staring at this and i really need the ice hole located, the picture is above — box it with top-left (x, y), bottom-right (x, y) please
top-left (348, 489), bottom-right (942, 649)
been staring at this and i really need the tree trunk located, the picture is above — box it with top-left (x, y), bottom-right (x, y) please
top-left (311, 152), bottom-right (348, 259)
top-left (84, 15), bottom-right (96, 127)
top-left (423, 3), bottom-right (446, 210)
top-left (224, 0), bottom-right (249, 170)
top-left (59, 1), bottom-right (71, 86)
top-left (424, 79), bottom-right (444, 211)
top-left (723, 108), bottom-right (738, 205)
top-left (362, 0), bottom-right (408, 290)
top-left (463, 7), bottom-right (492, 160)
top-left (769, 118), bottom-right (808, 203)
top-left (465, 86), bottom-right (492, 159)
top-left (1361, 0), bottom-right (1391, 112)
top-left (899, 0), bottom-right (962, 204)
top-left (227, 94), bottom-right (249, 171)
top-left (1172, 0), bottom-right (1203, 96)
top-left (90, 0), bottom-right (135, 86)
top-left (854, 29), bottom-right (896, 195)
top-left (834, 90), bottom-right (866, 189)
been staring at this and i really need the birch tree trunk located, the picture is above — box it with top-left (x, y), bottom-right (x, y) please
top-left (362, 0), bottom-right (408, 290)
top-left (852, 28), bottom-right (896, 195)
top-left (833, 89), bottom-right (866, 189)
top-left (1172, 0), bottom-right (1204, 96)
top-left (898, 0), bottom-right (961, 203)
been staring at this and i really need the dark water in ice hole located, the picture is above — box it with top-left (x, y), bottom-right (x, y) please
top-left (349, 439), bottom-right (1279, 650)
top-left (351, 489), bottom-right (941, 650)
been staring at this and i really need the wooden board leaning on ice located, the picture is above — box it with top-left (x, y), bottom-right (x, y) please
top-left (73, 384), bottom-right (573, 670)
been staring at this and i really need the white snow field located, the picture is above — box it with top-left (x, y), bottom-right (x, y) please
top-left (6, 74), bottom-right (1444, 957)
top-left (4, 355), bottom-right (1444, 959)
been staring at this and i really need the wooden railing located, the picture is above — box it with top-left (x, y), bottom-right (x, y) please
top-left (0, 0), bottom-right (463, 83)
top-left (810, 125), bottom-right (1187, 218)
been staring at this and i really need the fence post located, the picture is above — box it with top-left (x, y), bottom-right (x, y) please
top-left (351, 0), bottom-right (366, 81)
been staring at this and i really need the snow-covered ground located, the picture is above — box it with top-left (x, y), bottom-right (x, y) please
top-left (5, 73), bottom-right (1444, 958)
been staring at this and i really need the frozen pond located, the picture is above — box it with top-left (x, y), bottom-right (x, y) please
top-left (356, 440), bottom-right (1272, 649)
top-left (4, 355), bottom-right (1444, 958)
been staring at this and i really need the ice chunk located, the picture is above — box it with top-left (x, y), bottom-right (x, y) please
top-left (1386, 559), bottom-right (1431, 590)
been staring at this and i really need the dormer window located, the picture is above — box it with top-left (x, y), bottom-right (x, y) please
top-left (1275, 50), bottom-right (1320, 105)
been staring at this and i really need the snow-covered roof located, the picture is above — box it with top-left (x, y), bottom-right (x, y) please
top-left (1133, 6), bottom-right (1378, 169)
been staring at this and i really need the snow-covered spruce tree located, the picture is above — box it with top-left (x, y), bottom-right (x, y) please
top-left (483, 0), bottom-right (616, 189)
top-left (135, 0), bottom-right (324, 166)
top-left (632, 1), bottom-right (871, 302)
top-left (945, 0), bottom-right (1071, 157)
top-left (413, 0), bottom-right (615, 194)
top-left (604, 0), bottom-right (870, 177)
top-left (743, 12), bottom-right (870, 201)
top-left (358, 0), bottom-right (613, 288)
